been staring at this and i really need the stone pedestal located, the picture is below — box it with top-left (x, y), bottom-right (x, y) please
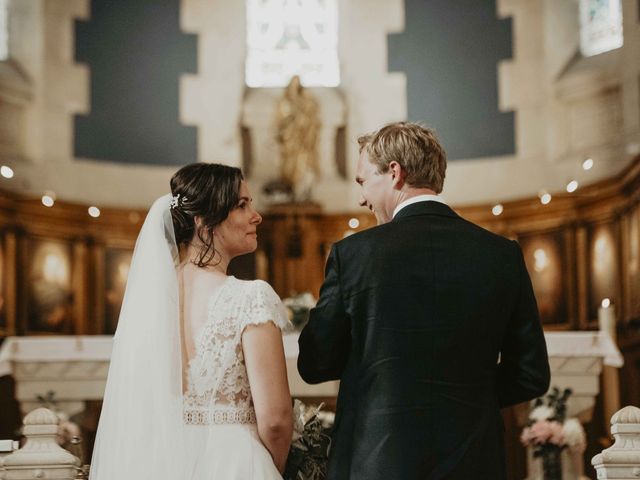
top-left (592, 406), bottom-right (640, 480)
top-left (1, 408), bottom-right (80, 480)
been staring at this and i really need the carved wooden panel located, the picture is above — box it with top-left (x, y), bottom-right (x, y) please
top-left (517, 229), bottom-right (573, 327)
top-left (0, 230), bottom-right (5, 334)
top-left (103, 247), bottom-right (132, 335)
top-left (586, 220), bottom-right (621, 324)
top-left (622, 202), bottom-right (640, 322)
top-left (23, 236), bottom-right (74, 334)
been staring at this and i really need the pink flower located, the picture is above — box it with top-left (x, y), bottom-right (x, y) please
top-left (548, 421), bottom-right (564, 446)
top-left (520, 426), bottom-right (534, 446)
top-left (520, 420), bottom-right (565, 446)
top-left (57, 420), bottom-right (81, 446)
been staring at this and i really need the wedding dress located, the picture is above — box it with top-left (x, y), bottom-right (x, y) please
top-left (89, 195), bottom-right (288, 480)
top-left (181, 275), bottom-right (289, 479)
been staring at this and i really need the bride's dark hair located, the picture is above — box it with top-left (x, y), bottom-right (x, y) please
top-left (169, 163), bottom-right (243, 267)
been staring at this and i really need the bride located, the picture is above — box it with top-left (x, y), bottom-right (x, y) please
top-left (90, 163), bottom-right (293, 479)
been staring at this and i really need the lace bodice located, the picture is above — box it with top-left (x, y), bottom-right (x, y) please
top-left (183, 277), bottom-right (289, 425)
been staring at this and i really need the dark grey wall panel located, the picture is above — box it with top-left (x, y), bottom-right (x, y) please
top-left (389, 0), bottom-right (514, 160)
top-left (74, 0), bottom-right (197, 166)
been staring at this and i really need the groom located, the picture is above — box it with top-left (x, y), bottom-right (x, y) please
top-left (298, 122), bottom-right (550, 479)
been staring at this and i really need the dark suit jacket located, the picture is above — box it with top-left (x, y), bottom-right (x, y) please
top-left (297, 201), bottom-right (550, 480)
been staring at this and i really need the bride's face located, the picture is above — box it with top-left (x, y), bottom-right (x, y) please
top-left (214, 181), bottom-right (262, 259)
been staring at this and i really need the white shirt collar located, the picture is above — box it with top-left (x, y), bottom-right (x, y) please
top-left (392, 194), bottom-right (447, 219)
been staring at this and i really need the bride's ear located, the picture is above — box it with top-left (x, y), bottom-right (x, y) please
top-left (193, 216), bottom-right (212, 241)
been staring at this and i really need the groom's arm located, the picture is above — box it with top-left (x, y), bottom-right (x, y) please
top-left (297, 244), bottom-right (351, 384)
top-left (497, 242), bottom-right (550, 408)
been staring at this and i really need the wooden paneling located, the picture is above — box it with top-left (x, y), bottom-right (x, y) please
top-left (0, 156), bottom-right (638, 333)
top-left (517, 228), bottom-right (573, 328)
top-left (1, 231), bottom-right (16, 336)
top-left (0, 196), bottom-right (142, 335)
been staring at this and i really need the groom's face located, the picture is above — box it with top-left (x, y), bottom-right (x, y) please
top-left (356, 151), bottom-right (394, 224)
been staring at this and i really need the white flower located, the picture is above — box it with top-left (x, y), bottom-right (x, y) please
top-left (529, 405), bottom-right (555, 422)
top-left (292, 399), bottom-right (307, 440)
top-left (283, 292), bottom-right (317, 309)
top-left (318, 410), bottom-right (335, 428)
top-left (562, 418), bottom-right (586, 452)
top-left (298, 292), bottom-right (317, 308)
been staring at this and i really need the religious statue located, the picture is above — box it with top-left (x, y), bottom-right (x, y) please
top-left (276, 75), bottom-right (321, 201)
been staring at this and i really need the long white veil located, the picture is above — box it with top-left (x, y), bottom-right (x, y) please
top-left (90, 194), bottom-right (186, 479)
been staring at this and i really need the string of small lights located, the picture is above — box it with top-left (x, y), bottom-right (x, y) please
top-left (491, 158), bottom-right (594, 217)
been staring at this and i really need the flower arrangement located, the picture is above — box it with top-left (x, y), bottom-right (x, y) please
top-left (35, 391), bottom-right (82, 447)
top-left (284, 399), bottom-right (333, 480)
top-left (283, 292), bottom-right (317, 330)
top-left (520, 387), bottom-right (586, 480)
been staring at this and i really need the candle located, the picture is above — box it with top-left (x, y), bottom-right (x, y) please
top-left (598, 299), bottom-right (617, 340)
top-left (598, 298), bottom-right (622, 436)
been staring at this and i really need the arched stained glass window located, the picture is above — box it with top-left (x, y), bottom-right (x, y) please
top-left (579, 0), bottom-right (623, 57)
top-left (246, 0), bottom-right (340, 87)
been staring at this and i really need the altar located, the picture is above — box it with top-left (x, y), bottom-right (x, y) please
top-left (0, 333), bottom-right (339, 417)
top-left (0, 336), bottom-right (113, 417)
top-left (543, 330), bottom-right (623, 420)
top-left (0, 330), bottom-right (622, 422)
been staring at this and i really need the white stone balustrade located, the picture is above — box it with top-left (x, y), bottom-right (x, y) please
top-left (0, 440), bottom-right (20, 464)
top-left (1, 408), bottom-right (80, 480)
top-left (592, 406), bottom-right (640, 480)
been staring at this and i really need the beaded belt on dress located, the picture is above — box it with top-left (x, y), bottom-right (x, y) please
top-left (183, 407), bottom-right (256, 425)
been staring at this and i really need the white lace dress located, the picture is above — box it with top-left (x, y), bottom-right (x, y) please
top-left (181, 277), bottom-right (289, 479)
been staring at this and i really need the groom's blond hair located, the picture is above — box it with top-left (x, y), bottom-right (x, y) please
top-left (358, 122), bottom-right (447, 194)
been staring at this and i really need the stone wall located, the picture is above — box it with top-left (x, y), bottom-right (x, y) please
top-left (0, 0), bottom-right (637, 212)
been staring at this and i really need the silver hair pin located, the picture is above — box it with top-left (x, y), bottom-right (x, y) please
top-left (170, 194), bottom-right (186, 210)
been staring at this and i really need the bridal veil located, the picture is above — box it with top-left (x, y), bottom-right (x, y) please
top-left (89, 194), bottom-right (186, 479)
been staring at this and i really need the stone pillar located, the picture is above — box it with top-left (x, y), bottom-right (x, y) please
top-left (591, 406), bottom-right (640, 479)
top-left (2, 408), bottom-right (80, 480)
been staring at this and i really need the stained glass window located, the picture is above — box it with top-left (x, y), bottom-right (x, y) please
top-left (246, 0), bottom-right (340, 87)
top-left (579, 0), bottom-right (624, 57)
top-left (0, 0), bottom-right (8, 61)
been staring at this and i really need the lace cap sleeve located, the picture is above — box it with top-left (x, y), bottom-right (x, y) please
top-left (241, 280), bottom-right (290, 332)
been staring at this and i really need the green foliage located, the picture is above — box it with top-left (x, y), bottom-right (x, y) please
top-left (283, 405), bottom-right (331, 480)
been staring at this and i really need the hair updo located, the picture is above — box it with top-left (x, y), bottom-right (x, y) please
top-left (169, 163), bottom-right (244, 267)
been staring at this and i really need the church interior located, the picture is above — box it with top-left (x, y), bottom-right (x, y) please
top-left (0, 0), bottom-right (640, 478)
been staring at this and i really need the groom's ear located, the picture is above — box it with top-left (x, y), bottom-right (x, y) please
top-left (389, 161), bottom-right (406, 189)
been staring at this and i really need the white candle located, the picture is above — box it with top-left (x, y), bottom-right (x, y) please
top-left (598, 298), bottom-right (622, 437)
top-left (598, 300), bottom-right (617, 340)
